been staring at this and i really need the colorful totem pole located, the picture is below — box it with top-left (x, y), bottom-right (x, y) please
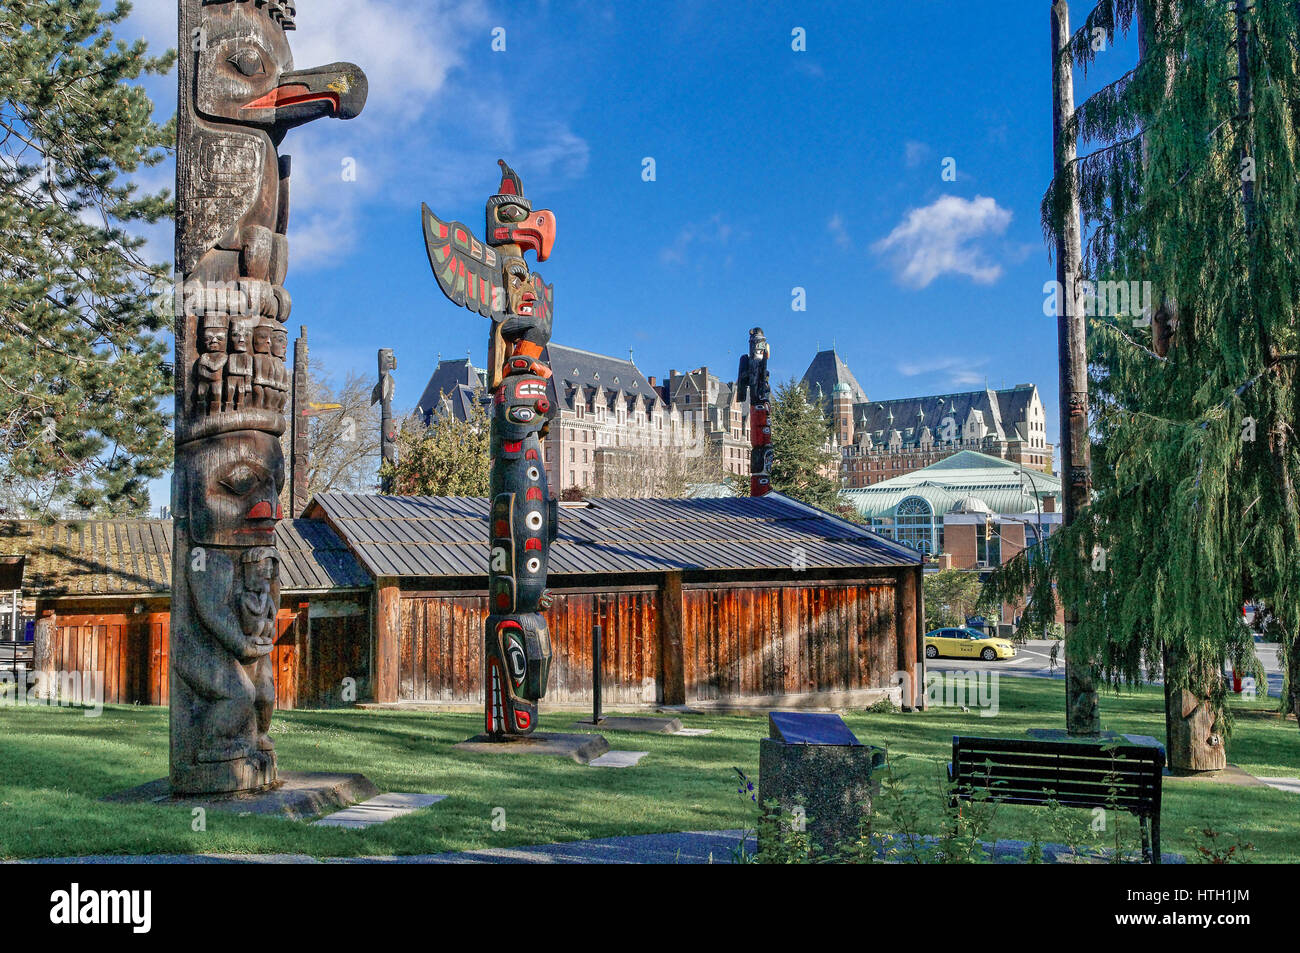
top-left (737, 327), bottom-right (773, 496)
top-left (421, 162), bottom-right (557, 738)
top-left (172, 0), bottom-right (367, 794)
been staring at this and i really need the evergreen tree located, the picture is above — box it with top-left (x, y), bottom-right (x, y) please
top-left (991, 1), bottom-right (1300, 760)
top-left (382, 399), bottom-right (491, 497)
top-left (768, 378), bottom-right (842, 511)
top-left (0, 1), bottom-right (175, 518)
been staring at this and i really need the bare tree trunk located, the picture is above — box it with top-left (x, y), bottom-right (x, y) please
top-left (1051, 0), bottom-right (1100, 736)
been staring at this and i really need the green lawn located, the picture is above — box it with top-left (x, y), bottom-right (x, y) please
top-left (0, 679), bottom-right (1296, 861)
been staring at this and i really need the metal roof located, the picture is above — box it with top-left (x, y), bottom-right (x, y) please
top-left (310, 491), bottom-right (920, 579)
top-left (842, 450), bottom-right (1062, 520)
top-left (0, 519), bottom-right (369, 597)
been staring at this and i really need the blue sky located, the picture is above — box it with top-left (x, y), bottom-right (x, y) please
top-left (118, 0), bottom-right (1138, 509)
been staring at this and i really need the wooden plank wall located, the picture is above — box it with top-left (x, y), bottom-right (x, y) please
top-left (45, 612), bottom-right (168, 705)
top-left (41, 600), bottom-right (368, 710)
top-left (398, 588), bottom-right (660, 705)
top-left (680, 582), bottom-right (898, 702)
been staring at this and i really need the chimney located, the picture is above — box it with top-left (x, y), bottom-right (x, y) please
top-left (1042, 493), bottom-right (1057, 513)
top-left (648, 376), bottom-right (657, 387)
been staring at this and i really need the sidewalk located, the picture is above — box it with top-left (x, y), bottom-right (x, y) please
top-left (12, 829), bottom-right (1183, 864)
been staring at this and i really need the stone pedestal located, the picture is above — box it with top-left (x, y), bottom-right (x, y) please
top-left (454, 732), bottom-right (610, 765)
top-left (758, 738), bottom-right (884, 856)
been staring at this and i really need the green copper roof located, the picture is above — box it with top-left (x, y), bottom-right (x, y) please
top-left (841, 450), bottom-right (1061, 519)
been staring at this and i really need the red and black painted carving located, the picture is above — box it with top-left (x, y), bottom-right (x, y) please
top-left (737, 327), bottom-right (773, 496)
top-left (172, 0), bottom-right (366, 794)
top-left (422, 162), bottom-right (557, 738)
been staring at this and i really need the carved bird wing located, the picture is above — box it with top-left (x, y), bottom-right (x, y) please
top-left (422, 203), bottom-right (508, 322)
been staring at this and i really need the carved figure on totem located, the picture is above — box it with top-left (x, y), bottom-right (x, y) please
top-left (172, 0), bottom-right (366, 795)
top-left (422, 161), bottom-right (557, 737)
top-left (737, 327), bottom-right (773, 496)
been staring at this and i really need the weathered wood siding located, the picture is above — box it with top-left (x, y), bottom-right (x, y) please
top-left (681, 582), bottom-right (898, 702)
top-left (42, 611), bottom-right (169, 705)
top-left (398, 588), bottom-right (660, 705)
top-left (398, 580), bottom-right (900, 706)
top-left (37, 599), bottom-right (366, 710)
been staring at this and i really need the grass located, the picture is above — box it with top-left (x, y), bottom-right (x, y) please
top-left (0, 678), bottom-right (1296, 861)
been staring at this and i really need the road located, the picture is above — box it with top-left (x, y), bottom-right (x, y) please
top-left (928, 638), bottom-right (1284, 699)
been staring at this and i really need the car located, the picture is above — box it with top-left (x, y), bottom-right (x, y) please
top-left (924, 627), bottom-right (1016, 662)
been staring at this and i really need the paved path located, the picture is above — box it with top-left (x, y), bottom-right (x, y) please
top-left (12, 829), bottom-right (1183, 864)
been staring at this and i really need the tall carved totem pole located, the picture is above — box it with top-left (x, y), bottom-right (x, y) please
top-left (172, 0), bottom-right (367, 794)
top-left (737, 327), bottom-right (772, 496)
top-left (422, 162), bottom-right (557, 737)
top-left (373, 348), bottom-right (397, 492)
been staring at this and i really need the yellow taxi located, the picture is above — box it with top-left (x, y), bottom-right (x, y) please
top-left (924, 627), bottom-right (1016, 662)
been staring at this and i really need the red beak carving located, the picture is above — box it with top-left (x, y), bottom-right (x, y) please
top-left (508, 209), bottom-right (556, 262)
top-left (242, 84), bottom-right (340, 114)
top-left (246, 500), bottom-right (279, 521)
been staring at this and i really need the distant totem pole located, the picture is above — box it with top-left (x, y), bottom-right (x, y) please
top-left (737, 327), bottom-right (773, 496)
top-left (421, 162), bottom-right (557, 737)
top-left (172, 0), bottom-right (367, 794)
top-left (373, 348), bottom-right (397, 492)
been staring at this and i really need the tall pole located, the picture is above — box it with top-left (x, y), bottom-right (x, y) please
top-left (373, 348), bottom-right (397, 493)
top-left (290, 325), bottom-right (309, 517)
top-left (171, 0), bottom-right (367, 794)
top-left (737, 327), bottom-right (772, 496)
top-left (422, 161), bottom-right (558, 738)
top-left (1051, 0), bottom-right (1100, 736)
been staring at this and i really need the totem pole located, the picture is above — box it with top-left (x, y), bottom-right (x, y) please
top-left (421, 161), bottom-right (557, 738)
top-left (172, 0), bottom-right (367, 794)
top-left (737, 327), bottom-right (773, 496)
top-left (290, 325), bottom-right (309, 517)
top-left (372, 348), bottom-right (397, 492)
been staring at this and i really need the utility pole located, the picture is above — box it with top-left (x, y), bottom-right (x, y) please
top-left (1051, 0), bottom-right (1100, 736)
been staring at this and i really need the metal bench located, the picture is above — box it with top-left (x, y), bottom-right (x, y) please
top-left (949, 735), bottom-right (1165, 863)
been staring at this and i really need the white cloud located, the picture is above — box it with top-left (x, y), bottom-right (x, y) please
top-left (660, 214), bottom-right (742, 264)
top-left (873, 195), bottom-right (1012, 288)
top-left (828, 213), bottom-right (851, 249)
top-left (897, 355), bottom-right (989, 389)
top-left (904, 140), bottom-right (931, 168)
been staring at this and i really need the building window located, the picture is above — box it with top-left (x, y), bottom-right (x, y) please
top-left (895, 496), bottom-right (934, 555)
top-left (977, 522), bottom-right (1002, 568)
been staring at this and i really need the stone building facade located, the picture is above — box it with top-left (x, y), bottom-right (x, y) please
top-left (417, 346), bottom-right (751, 495)
top-left (800, 348), bottom-right (1054, 487)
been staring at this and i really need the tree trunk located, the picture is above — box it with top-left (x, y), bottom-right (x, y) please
top-left (1163, 644), bottom-right (1227, 773)
top-left (1051, 0), bottom-right (1100, 736)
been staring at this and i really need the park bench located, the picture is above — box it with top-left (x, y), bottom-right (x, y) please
top-left (0, 640), bottom-right (33, 678)
top-left (949, 735), bottom-right (1165, 863)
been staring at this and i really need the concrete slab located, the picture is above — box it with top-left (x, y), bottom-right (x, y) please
top-left (102, 771), bottom-right (380, 821)
top-left (571, 716), bottom-right (683, 734)
top-left (1255, 777), bottom-right (1300, 795)
top-left (674, 728), bottom-right (714, 736)
top-left (313, 793), bottom-right (447, 829)
top-left (587, 751), bottom-right (648, 769)
top-left (454, 732), bottom-right (610, 765)
top-left (1165, 764), bottom-right (1269, 786)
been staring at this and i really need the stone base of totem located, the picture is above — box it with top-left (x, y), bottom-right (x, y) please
top-left (103, 771), bottom-right (380, 821)
top-left (572, 716), bottom-right (684, 734)
top-left (454, 732), bottom-right (610, 765)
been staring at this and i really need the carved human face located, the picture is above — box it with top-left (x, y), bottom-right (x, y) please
top-left (182, 432), bottom-right (285, 547)
top-left (202, 324), bottom-right (228, 353)
top-left (494, 374), bottom-right (550, 441)
top-left (229, 320), bottom-right (253, 353)
top-left (253, 323), bottom-right (272, 354)
top-left (270, 329), bottom-right (288, 360)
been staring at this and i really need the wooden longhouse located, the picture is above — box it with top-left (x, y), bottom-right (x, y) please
top-left (0, 492), bottom-right (926, 711)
